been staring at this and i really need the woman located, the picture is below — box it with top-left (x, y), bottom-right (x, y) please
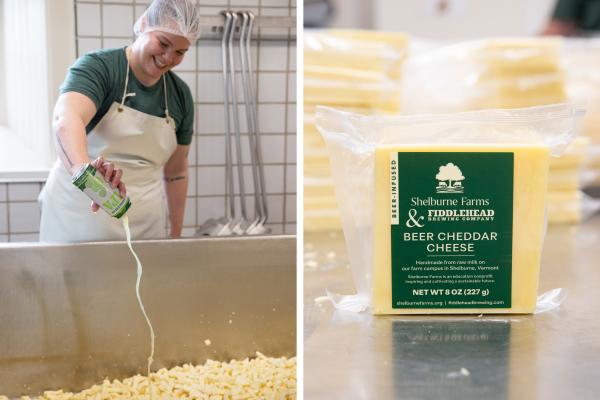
top-left (39, 0), bottom-right (200, 242)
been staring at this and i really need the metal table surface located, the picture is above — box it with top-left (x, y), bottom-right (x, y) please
top-left (304, 216), bottom-right (600, 400)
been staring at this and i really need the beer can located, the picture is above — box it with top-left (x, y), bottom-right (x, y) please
top-left (72, 163), bottom-right (131, 219)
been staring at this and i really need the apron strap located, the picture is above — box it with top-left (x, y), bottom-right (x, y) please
top-left (120, 48), bottom-right (137, 111)
top-left (163, 75), bottom-right (171, 124)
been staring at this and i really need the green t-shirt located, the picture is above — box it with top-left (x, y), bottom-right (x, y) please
top-left (553, 0), bottom-right (600, 31)
top-left (60, 47), bottom-right (194, 145)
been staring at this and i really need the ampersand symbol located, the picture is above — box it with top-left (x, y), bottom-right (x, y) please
top-left (406, 208), bottom-right (425, 228)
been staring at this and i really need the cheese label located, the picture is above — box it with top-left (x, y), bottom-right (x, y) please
top-left (390, 152), bottom-right (514, 308)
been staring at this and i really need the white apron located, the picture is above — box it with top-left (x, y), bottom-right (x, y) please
top-left (39, 55), bottom-right (177, 243)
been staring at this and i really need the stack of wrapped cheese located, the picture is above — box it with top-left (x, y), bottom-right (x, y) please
top-left (403, 37), bottom-right (566, 113)
top-left (470, 38), bottom-right (594, 224)
top-left (547, 136), bottom-right (592, 224)
top-left (304, 30), bottom-right (408, 231)
top-left (469, 38), bottom-right (566, 109)
top-left (404, 37), bottom-right (596, 224)
top-left (468, 38), bottom-right (593, 225)
top-left (544, 38), bottom-right (600, 224)
top-left (563, 39), bottom-right (600, 186)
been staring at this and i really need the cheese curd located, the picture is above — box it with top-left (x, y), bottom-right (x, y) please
top-left (0, 353), bottom-right (296, 400)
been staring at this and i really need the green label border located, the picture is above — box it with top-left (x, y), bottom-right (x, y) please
top-left (391, 152), bottom-right (514, 309)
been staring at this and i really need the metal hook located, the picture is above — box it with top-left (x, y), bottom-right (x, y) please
top-left (246, 11), bottom-right (269, 230)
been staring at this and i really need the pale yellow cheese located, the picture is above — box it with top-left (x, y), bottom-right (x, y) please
top-left (563, 41), bottom-right (600, 141)
top-left (549, 137), bottom-right (589, 169)
top-left (304, 78), bottom-right (401, 111)
top-left (546, 137), bottom-right (589, 192)
top-left (327, 29), bottom-right (409, 56)
top-left (304, 196), bottom-right (339, 210)
top-left (304, 160), bottom-right (333, 178)
top-left (547, 190), bottom-right (582, 224)
top-left (477, 92), bottom-right (566, 111)
top-left (304, 65), bottom-right (389, 83)
top-left (404, 38), bottom-right (565, 113)
top-left (581, 103), bottom-right (600, 142)
top-left (547, 168), bottom-right (581, 191)
top-left (1, 353), bottom-right (297, 399)
top-left (304, 177), bottom-right (336, 197)
top-left (304, 209), bottom-right (343, 232)
top-left (304, 147), bottom-right (330, 163)
top-left (304, 115), bottom-right (341, 232)
top-left (304, 179), bottom-right (338, 233)
top-left (304, 30), bottom-right (408, 80)
top-left (326, 30), bottom-right (408, 80)
top-left (305, 33), bottom-right (401, 77)
top-left (373, 145), bottom-right (550, 314)
top-left (304, 134), bottom-right (325, 150)
top-left (471, 38), bottom-right (562, 77)
top-left (494, 78), bottom-right (565, 104)
top-left (474, 73), bottom-right (566, 110)
top-left (303, 123), bottom-right (326, 149)
top-left (547, 209), bottom-right (581, 225)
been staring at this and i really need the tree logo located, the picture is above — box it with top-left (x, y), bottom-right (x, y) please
top-left (435, 162), bottom-right (465, 193)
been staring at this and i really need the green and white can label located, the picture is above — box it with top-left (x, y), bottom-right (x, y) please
top-left (72, 163), bottom-right (131, 219)
top-left (390, 152), bottom-right (513, 309)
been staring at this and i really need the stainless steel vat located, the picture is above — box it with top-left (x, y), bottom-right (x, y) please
top-left (0, 235), bottom-right (296, 397)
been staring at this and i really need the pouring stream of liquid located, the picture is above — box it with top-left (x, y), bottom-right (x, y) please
top-left (123, 216), bottom-right (155, 397)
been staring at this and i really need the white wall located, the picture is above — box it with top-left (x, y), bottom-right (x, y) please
top-left (327, 0), bottom-right (374, 29)
top-left (0, 0), bottom-right (6, 126)
top-left (3, 0), bottom-right (56, 168)
top-left (374, 0), bottom-right (556, 40)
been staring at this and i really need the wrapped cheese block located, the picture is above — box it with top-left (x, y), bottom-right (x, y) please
top-left (304, 30), bottom-right (407, 79)
top-left (325, 29), bottom-right (408, 79)
top-left (547, 190), bottom-right (583, 224)
top-left (316, 103), bottom-right (583, 314)
top-left (403, 37), bottom-right (566, 113)
top-left (562, 39), bottom-right (600, 188)
top-left (472, 38), bottom-right (562, 77)
top-left (304, 78), bottom-right (402, 111)
top-left (372, 144), bottom-right (548, 314)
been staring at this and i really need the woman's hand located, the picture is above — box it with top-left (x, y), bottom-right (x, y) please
top-left (90, 156), bottom-right (127, 213)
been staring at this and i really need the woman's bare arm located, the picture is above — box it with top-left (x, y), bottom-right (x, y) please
top-left (163, 145), bottom-right (190, 238)
top-left (53, 92), bottom-right (126, 211)
top-left (53, 92), bottom-right (97, 174)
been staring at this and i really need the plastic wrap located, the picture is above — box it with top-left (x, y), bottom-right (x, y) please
top-left (304, 78), bottom-right (402, 111)
top-left (305, 65), bottom-right (389, 83)
top-left (547, 190), bottom-right (600, 224)
top-left (548, 169), bottom-right (584, 191)
top-left (563, 38), bottom-right (600, 112)
top-left (584, 145), bottom-right (600, 187)
top-left (562, 39), bottom-right (600, 187)
top-left (316, 103), bottom-right (584, 314)
top-left (304, 30), bottom-right (407, 79)
top-left (303, 31), bottom-right (409, 233)
top-left (402, 38), bottom-right (566, 114)
top-left (549, 136), bottom-right (589, 169)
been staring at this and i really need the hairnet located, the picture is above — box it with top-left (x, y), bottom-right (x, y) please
top-left (134, 0), bottom-right (201, 45)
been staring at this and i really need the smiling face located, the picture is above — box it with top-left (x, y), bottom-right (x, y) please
top-left (130, 30), bottom-right (190, 86)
